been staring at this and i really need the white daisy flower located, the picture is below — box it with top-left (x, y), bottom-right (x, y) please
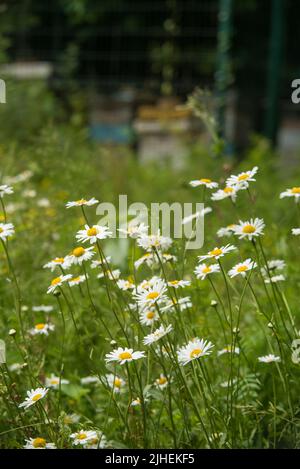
top-left (137, 230), bottom-right (172, 252)
top-left (161, 296), bottom-right (192, 312)
top-left (76, 224), bottom-right (112, 244)
top-left (280, 187), bottom-right (300, 202)
top-left (226, 166), bottom-right (258, 187)
top-left (228, 258), bottom-right (257, 278)
top-left (167, 279), bottom-right (191, 288)
top-left (105, 374), bottom-right (125, 393)
top-left (133, 278), bottom-right (168, 308)
top-left (189, 179), bottom-right (218, 189)
top-left (32, 305), bottom-right (54, 313)
top-left (139, 308), bottom-right (159, 326)
top-left (217, 224), bottom-right (236, 238)
top-left (220, 378), bottom-right (238, 388)
top-left (134, 253), bottom-right (176, 269)
top-left (117, 279), bottom-right (135, 291)
top-left (134, 253), bottom-right (155, 269)
top-left (181, 208), bottom-right (212, 226)
top-left (63, 413), bottom-right (81, 425)
top-left (9, 363), bottom-right (24, 374)
top-left (68, 275), bottom-right (86, 287)
top-left (18, 387), bottom-right (48, 409)
top-left (131, 397), bottom-right (141, 407)
top-left (292, 228), bottom-right (300, 236)
top-left (0, 222), bottom-right (15, 241)
top-left (66, 197), bottom-right (99, 208)
top-left (138, 276), bottom-right (161, 290)
top-left (211, 186), bottom-right (241, 202)
top-left (23, 189), bottom-right (36, 198)
top-left (97, 269), bottom-right (121, 280)
top-left (162, 253), bottom-right (177, 263)
top-left (105, 347), bottom-right (145, 365)
top-left (45, 374), bottom-right (69, 389)
top-left (198, 244), bottom-right (236, 262)
top-left (91, 257), bottom-right (111, 268)
top-left (258, 354), bottom-right (281, 363)
top-left (217, 346), bottom-right (240, 356)
top-left (68, 246), bottom-right (95, 265)
top-left (263, 259), bottom-right (286, 272)
top-left (85, 432), bottom-right (107, 449)
top-left (177, 338), bottom-right (214, 366)
top-left (43, 256), bottom-right (72, 272)
top-left (155, 374), bottom-right (169, 390)
top-left (29, 323), bottom-right (55, 336)
top-left (143, 324), bottom-right (173, 346)
top-left (118, 222), bottom-right (148, 238)
top-left (70, 430), bottom-right (98, 446)
top-left (24, 437), bottom-right (56, 449)
top-left (264, 274), bottom-right (285, 284)
top-left (194, 263), bottom-right (220, 280)
top-left (0, 184), bottom-right (14, 197)
top-left (37, 198), bottom-right (51, 208)
top-left (233, 218), bottom-right (265, 240)
top-left (80, 376), bottom-right (100, 385)
top-left (47, 274), bottom-right (72, 294)
top-left (4, 170), bottom-right (32, 185)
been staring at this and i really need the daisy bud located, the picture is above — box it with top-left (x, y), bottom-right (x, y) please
top-left (53, 290), bottom-right (61, 297)
top-left (267, 322), bottom-right (274, 329)
top-left (233, 327), bottom-right (240, 334)
top-left (210, 300), bottom-right (218, 307)
top-left (110, 340), bottom-right (117, 346)
top-left (9, 329), bottom-right (16, 336)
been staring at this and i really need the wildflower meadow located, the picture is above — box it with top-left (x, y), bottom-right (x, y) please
top-left (0, 127), bottom-right (300, 450)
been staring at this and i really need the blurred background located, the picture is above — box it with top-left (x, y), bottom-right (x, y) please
top-left (0, 0), bottom-right (299, 302)
top-left (0, 0), bottom-right (299, 164)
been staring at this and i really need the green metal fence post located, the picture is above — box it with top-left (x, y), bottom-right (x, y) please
top-left (264, 0), bottom-right (284, 145)
top-left (215, 0), bottom-right (233, 143)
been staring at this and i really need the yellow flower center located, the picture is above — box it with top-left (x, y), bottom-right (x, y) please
top-left (202, 266), bottom-right (211, 274)
top-left (72, 276), bottom-right (81, 283)
top-left (35, 323), bottom-right (45, 330)
top-left (114, 378), bottom-right (122, 387)
top-left (158, 376), bottom-right (167, 385)
top-left (119, 351), bottom-right (132, 360)
top-left (50, 379), bottom-right (59, 385)
top-left (87, 227), bottom-right (97, 237)
top-left (51, 277), bottom-right (61, 286)
top-left (238, 173), bottom-right (249, 181)
top-left (89, 438), bottom-right (98, 445)
top-left (200, 178), bottom-right (212, 183)
top-left (76, 199), bottom-right (87, 204)
top-left (209, 248), bottom-right (223, 257)
top-left (242, 224), bottom-right (255, 234)
top-left (146, 311), bottom-right (155, 319)
top-left (223, 187), bottom-right (233, 193)
top-left (146, 291), bottom-right (159, 300)
top-left (33, 437), bottom-right (46, 448)
top-left (54, 257), bottom-right (64, 263)
top-left (291, 187), bottom-right (300, 194)
top-left (73, 247), bottom-right (85, 257)
top-left (77, 433), bottom-right (87, 440)
top-left (169, 280), bottom-right (179, 285)
top-left (237, 265), bottom-right (248, 272)
top-left (32, 393), bottom-right (42, 402)
top-left (190, 348), bottom-right (202, 358)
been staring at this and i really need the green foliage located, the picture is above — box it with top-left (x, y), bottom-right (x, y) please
top-left (0, 82), bottom-right (300, 448)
